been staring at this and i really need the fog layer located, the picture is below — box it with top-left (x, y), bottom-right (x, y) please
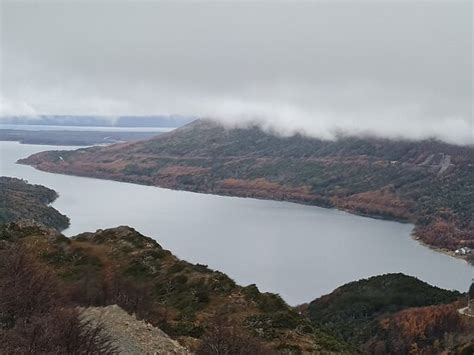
top-left (1, 1), bottom-right (472, 144)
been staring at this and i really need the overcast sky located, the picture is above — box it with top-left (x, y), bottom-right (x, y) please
top-left (0, 1), bottom-right (472, 144)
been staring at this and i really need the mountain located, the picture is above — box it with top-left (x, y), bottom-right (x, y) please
top-left (1, 222), bottom-right (471, 354)
top-left (0, 223), bottom-right (353, 353)
top-left (20, 119), bottom-right (474, 260)
top-left (0, 177), bottom-right (69, 230)
top-left (307, 274), bottom-right (474, 354)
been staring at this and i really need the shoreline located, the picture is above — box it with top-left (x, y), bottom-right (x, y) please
top-left (19, 159), bottom-right (473, 268)
top-left (413, 233), bottom-right (472, 265)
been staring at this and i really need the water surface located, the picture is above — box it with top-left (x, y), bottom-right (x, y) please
top-left (1, 141), bottom-right (472, 304)
top-left (0, 124), bottom-right (174, 133)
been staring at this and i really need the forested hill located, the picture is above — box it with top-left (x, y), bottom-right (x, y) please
top-left (0, 177), bottom-right (69, 230)
top-left (307, 273), bottom-right (473, 353)
top-left (20, 119), bottom-right (474, 256)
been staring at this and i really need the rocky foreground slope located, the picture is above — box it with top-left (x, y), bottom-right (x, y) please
top-left (1, 222), bottom-right (473, 354)
top-left (20, 119), bottom-right (474, 260)
top-left (80, 305), bottom-right (188, 354)
top-left (0, 222), bottom-right (353, 353)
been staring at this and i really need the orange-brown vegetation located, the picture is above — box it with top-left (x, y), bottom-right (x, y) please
top-left (19, 119), bottom-right (474, 259)
top-left (0, 223), bottom-right (353, 354)
top-left (415, 215), bottom-right (474, 251)
top-left (308, 273), bottom-right (473, 354)
top-left (367, 303), bottom-right (474, 354)
top-left (219, 178), bottom-right (322, 203)
top-left (332, 186), bottom-right (414, 220)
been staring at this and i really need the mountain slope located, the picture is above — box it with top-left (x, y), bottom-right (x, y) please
top-left (20, 119), bottom-right (474, 256)
top-left (80, 305), bottom-right (189, 354)
top-left (0, 222), bottom-right (353, 353)
top-left (2, 222), bottom-right (471, 354)
top-left (0, 176), bottom-right (69, 230)
top-left (307, 274), bottom-right (473, 353)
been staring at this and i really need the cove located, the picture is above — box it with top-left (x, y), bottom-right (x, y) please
top-left (1, 141), bottom-right (472, 305)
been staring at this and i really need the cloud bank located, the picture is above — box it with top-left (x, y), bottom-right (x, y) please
top-left (0, 1), bottom-right (472, 144)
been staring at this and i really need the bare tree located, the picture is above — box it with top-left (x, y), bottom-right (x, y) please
top-left (0, 245), bottom-right (117, 354)
top-left (196, 315), bottom-right (271, 355)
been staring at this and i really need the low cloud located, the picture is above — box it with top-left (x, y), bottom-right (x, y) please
top-left (0, 96), bottom-right (38, 117)
top-left (1, 1), bottom-right (472, 145)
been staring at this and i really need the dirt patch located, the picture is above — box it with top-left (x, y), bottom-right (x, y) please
top-left (80, 305), bottom-right (190, 354)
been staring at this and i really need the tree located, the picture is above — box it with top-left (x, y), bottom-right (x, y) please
top-left (0, 245), bottom-right (116, 354)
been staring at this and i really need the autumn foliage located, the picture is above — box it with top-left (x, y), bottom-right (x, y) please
top-left (366, 303), bottom-right (474, 354)
top-left (19, 119), bottom-right (474, 257)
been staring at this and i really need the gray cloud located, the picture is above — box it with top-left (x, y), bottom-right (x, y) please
top-left (0, 1), bottom-right (472, 144)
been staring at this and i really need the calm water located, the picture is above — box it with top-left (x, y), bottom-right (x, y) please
top-left (0, 124), bottom-right (174, 133)
top-left (1, 141), bottom-right (472, 305)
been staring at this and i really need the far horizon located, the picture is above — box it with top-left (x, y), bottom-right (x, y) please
top-left (2, 115), bottom-right (473, 148)
top-left (1, 1), bottom-right (472, 145)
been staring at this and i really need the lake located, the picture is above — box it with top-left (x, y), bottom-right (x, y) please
top-left (0, 124), bottom-right (175, 133)
top-left (1, 140), bottom-right (472, 305)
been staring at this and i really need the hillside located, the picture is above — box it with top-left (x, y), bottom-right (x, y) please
top-left (0, 177), bottom-right (69, 230)
top-left (2, 222), bottom-right (472, 354)
top-left (307, 274), bottom-right (474, 354)
top-left (80, 305), bottom-right (189, 354)
top-left (0, 222), bottom-right (353, 353)
top-left (0, 233), bottom-right (116, 354)
top-left (20, 119), bottom-right (474, 257)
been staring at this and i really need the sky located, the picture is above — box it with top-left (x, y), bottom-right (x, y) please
top-left (0, 0), bottom-right (472, 144)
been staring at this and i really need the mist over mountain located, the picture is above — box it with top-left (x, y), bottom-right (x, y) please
top-left (20, 119), bottom-right (474, 261)
top-left (1, 1), bottom-right (472, 144)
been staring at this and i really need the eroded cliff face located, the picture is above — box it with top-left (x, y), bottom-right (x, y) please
top-left (20, 119), bottom-right (474, 257)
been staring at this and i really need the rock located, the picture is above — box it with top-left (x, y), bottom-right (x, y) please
top-left (80, 305), bottom-right (190, 354)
